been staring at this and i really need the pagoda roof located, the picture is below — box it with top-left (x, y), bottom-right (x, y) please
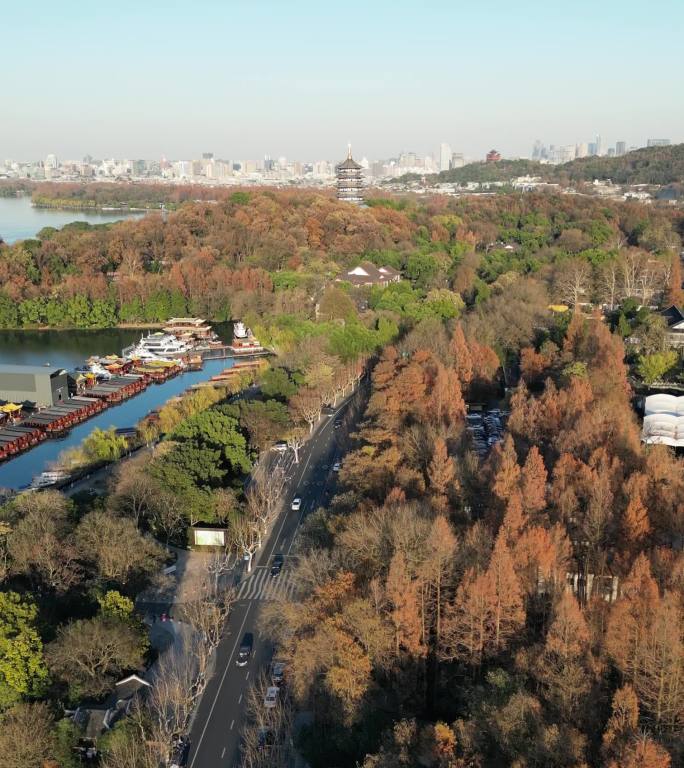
top-left (337, 144), bottom-right (362, 170)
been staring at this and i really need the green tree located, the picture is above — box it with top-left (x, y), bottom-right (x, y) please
top-left (260, 367), bottom-right (298, 400)
top-left (637, 350), bottom-right (678, 385)
top-left (0, 592), bottom-right (48, 709)
top-left (0, 292), bottom-right (18, 328)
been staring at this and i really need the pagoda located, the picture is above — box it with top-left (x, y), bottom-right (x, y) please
top-left (336, 145), bottom-right (364, 204)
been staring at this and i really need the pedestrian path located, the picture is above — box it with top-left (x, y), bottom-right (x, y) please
top-left (236, 568), bottom-right (297, 602)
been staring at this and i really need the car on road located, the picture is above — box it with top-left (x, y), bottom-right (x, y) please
top-left (236, 632), bottom-right (253, 666)
top-left (264, 686), bottom-right (280, 709)
top-left (270, 553), bottom-right (284, 577)
top-left (334, 420), bottom-right (342, 429)
top-left (332, 461), bottom-right (341, 472)
top-left (270, 659), bottom-right (287, 685)
top-left (291, 497), bottom-right (302, 511)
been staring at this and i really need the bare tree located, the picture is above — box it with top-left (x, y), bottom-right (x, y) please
top-left (600, 260), bottom-right (621, 310)
top-left (555, 259), bottom-right (591, 308)
top-left (241, 671), bottom-right (294, 768)
top-left (286, 427), bottom-right (306, 464)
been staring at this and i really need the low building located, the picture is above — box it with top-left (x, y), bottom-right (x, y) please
top-left (0, 364), bottom-right (69, 407)
top-left (336, 262), bottom-right (401, 288)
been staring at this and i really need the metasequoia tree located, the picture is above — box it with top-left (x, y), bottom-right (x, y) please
top-left (428, 438), bottom-right (455, 513)
top-left (520, 445), bottom-right (547, 517)
top-left (385, 551), bottom-right (423, 656)
top-left (441, 533), bottom-right (524, 667)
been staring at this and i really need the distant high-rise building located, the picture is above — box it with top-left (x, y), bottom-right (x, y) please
top-left (615, 141), bottom-right (626, 157)
top-left (439, 142), bottom-right (452, 172)
top-left (486, 149), bottom-right (501, 163)
top-left (531, 139), bottom-right (543, 160)
top-left (45, 153), bottom-right (58, 169)
top-left (647, 138), bottom-right (671, 147)
top-left (594, 135), bottom-right (602, 156)
top-left (607, 147), bottom-right (615, 157)
top-left (202, 152), bottom-right (214, 160)
top-left (451, 152), bottom-right (464, 169)
top-left (588, 142), bottom-right (597, 156)
top-left (336, 145), bottom-right (364, 205)
top-left (576, 142), bottom-right (589, 158)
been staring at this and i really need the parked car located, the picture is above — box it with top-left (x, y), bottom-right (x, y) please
top-left (333, 420), bottom-right (342, 430)
top-left (332, 461), bottom-right (341, 472)
top-left (264, 686), bottom-right (279, 709)
top-left (169, 734), bottom-right (190, 768)
top-left (291, 497), bottom-right (302, 511)
top-left (257, 727), bottom-right (275, 752)
top-left (270, 553), bottom-right (284, 577)
top-left (270, 660), bottom-right (287, 685)
top-left (236, 632), bottom-right (253, 666)
top-left (272, 441), bottom-right (288, 453)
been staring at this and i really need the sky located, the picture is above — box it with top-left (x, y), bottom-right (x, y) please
top-left (1, 0), bottom-right (683, 162)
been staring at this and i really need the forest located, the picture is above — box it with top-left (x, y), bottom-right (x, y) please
top-left (261, 313), bottom-right (684, 768)
top-left (0, 185), bottom-right (682, 766)
top-left (409, 142), bottom-right (684, 187)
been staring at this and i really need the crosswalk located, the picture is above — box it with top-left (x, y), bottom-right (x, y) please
top-left (236, 568), bottom-right (298, 602)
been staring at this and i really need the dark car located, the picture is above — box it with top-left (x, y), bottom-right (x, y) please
top-left (236, 632), bottom-right (253, 666)
top-left (169, 734), bottom-right (190, 767)
top-left (333, 420), bottom-right (342, 429)
top-left (270, 553), bottom-right (284, 577)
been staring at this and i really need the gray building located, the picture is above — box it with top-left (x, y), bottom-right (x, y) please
top-left (0, 365), bottom-right (69, 406)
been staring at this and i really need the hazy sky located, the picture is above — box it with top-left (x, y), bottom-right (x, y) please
top-left (2, 0), bottom-right (683, 162)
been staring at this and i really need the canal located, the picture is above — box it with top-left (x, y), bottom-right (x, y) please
top-left (0, 326), bottom-right (234, 490)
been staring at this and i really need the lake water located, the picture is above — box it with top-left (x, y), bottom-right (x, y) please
top-left (0, 327), bottom-right (235, 489)
top-left (0, 195), bottom-right (146, 243)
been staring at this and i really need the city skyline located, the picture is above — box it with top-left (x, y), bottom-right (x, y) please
top-left (2, 1), bottom-right (683, 160)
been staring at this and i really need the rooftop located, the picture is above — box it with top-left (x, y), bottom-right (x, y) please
top-left (0, 364), bottom-right (66, 376)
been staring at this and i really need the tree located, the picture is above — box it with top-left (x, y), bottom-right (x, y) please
top-left (0, 592), bottom-right (48, 709)
top-left (666, 253), bottom-right (683, 307)
top-left (602, 684), bottom-right (639, 763)
top-left (520, 446), bottom-right (547, 517)
top-left (385, 551), bottom-right (423, 656)
top-left (450, 323), bottom-right (473, 388)
top-left (0, 702), bottom-right (57, 768)
top-left (555, 258), bottom-right (591, 308)
top-left (637, 350), bottom-right (678, 385)
top-left (260, 366), bottom-right (298, 400)
top-left (289, 387), bottom-right (323, 433)
top-left (428, 438), bottom-right (455, 512)
top-left (534, 591), bottom-right (591, 718)
top-left (420, 516), bottom-right (458, 645)
top-left (491, 435), bottom-right (521, 509)
top-left (76, 510), bottom-right (164, 588)
top-left (7, 491), bottom-right (81, 593)
top-left (607, 736), bottom-right (672, 768)
top-left (286, 426), bottom-right (306, 464)
top-left (47, 616), bottom-right (145, 700)
top-left (239, 399), bottom-right (289, 452)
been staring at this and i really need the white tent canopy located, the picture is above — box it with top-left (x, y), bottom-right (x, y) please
top-left (642, 395), bottom-right (684, 446)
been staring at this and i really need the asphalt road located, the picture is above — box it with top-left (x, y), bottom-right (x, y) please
top-left (187, 397), bottom-right (353, 768)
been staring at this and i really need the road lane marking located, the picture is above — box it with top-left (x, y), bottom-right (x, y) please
top-left (221, 747), bottom-right (226, 758)
top-left (246, 670), bottom-right (250, 680)
top-left (238, 693), bottom-right (242, 704)
top-left (230, 720), bottom-right (235, 730)
top-left (188, 603), bottom-right (253, 768)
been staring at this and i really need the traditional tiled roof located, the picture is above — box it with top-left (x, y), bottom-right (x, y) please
top-left (660, 305), bottom-right (684, 327)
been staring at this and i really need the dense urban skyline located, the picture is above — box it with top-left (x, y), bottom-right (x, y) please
top-left (2, 1), bottom-right (683, 160)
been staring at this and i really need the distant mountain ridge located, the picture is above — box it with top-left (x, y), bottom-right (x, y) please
top-left (408, 143), bottom-right (684, 187)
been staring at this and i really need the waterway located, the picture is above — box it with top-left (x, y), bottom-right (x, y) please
top-left (0, 195), bottom-right (146, 243)
top-left (0, 326), bottom-right (234, 490)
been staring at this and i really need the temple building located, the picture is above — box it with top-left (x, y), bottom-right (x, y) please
top-left (336, 145), bottom-right (364, 204)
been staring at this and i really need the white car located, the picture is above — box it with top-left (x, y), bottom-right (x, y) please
top-left (291, 497), bottom-right (302, 511)
top-left (264, 686), bottom-right (279, 709)
top-left (332, 461), bottom-right (341, 472)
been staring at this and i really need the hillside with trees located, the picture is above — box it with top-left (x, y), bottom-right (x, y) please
top-left (0, 186), bottom-right (683, 765)
top-left (262, 312), bottom-right (684, 768)
top-left (405, 143), bottom-right (684, 187)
